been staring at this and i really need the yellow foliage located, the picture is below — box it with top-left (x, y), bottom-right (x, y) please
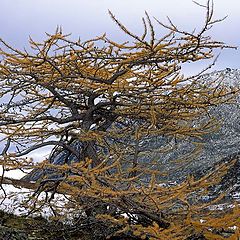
top-left (0, 1), bottom-right (239, 239)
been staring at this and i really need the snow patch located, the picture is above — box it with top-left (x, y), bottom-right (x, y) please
top-left (0, 184), bottom-right (71, 218)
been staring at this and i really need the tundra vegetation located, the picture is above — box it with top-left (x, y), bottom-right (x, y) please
top-left (0, 1), bottom-right (239, 239)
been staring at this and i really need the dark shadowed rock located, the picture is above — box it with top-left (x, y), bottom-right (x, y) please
top-left (0, 226), bottom-right (28, 240)
top-left (22, 140), bottom-right (84, 181)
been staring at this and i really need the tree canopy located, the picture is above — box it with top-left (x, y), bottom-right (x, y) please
top-left (0, 1), bottom-right (239, 239)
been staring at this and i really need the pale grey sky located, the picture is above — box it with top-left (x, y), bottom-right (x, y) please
top-left (0, 0), bottom-right (239, 74)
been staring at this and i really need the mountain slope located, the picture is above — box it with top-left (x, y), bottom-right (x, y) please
top-left (22, 68), bottom-right (240, 197)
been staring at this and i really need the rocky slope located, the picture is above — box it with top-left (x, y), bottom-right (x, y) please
top-left (23, 68), bottom-right (240, 197)
top-left (158, 68), bottom-right (240, 198)
top-left (2, 68), bottom-right (240, 240)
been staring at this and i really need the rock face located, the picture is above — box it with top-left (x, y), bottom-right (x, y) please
top-left (211, 153), bottom-right (240, 199)
top-left (23, 69), bottom-right (240, 198)
top-left (22, 140), bottom-right (84, 181)
top-left (158, 69), bottom-right (240, 199)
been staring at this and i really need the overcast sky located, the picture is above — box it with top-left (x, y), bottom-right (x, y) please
top-left (0, 0), bottom-right (239, 75)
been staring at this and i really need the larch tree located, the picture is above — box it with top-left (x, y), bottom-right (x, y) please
top-left (0, 1), bottom-right (239, 239)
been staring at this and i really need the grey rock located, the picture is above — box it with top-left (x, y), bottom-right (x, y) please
top-left (23, 69), bottom-right (240, 197)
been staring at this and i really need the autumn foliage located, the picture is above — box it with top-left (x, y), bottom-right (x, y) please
top-left (0, 1), bottom-right (239, 239)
